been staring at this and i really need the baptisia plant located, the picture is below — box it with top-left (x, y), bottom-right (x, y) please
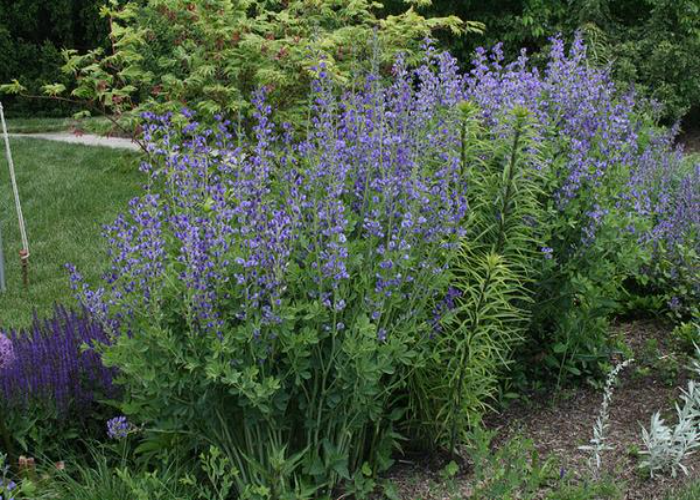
top-left (70, 53), bottom-right (482, 498)
top-left (465, 35), bottom-right (700, 382)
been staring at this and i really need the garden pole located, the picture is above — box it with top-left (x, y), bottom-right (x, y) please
top-left (0, 102), bottom-right (30, 288)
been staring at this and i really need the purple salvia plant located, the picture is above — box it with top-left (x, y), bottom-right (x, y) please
top-left (0, 306), bottom-right (118, 415)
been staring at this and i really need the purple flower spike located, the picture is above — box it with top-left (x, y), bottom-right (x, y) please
top-left (0, 306), bottom-right (118, 416)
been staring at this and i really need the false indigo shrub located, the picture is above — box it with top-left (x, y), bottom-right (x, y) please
top-left (639, 159), bottom-right (699, 323)
top-left (73, 53), bottom-right (483, 497)
top-left (0, 305), bottom-right (118, 455)
top-left (464, 36), bottom-right (699, 383)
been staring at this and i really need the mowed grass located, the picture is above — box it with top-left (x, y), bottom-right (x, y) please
top-left (5, 116), bottom-right (75, 134)
top-left (0, 138), bottom-right (143, 329)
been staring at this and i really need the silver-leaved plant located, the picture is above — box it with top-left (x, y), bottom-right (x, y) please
top-left (579, 358), bottom-right (634, 478)
top-left (639, 345), bottom-right (700, 478)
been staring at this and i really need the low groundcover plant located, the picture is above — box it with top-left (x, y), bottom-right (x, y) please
top-left (639, 346), bottom-right (700, 478)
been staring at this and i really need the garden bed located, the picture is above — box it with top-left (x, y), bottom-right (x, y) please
top-left (385, 320), bottom-right (699, 499)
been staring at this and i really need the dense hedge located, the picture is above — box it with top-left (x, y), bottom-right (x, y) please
top-left (0, 0), bottom-right (109, 116)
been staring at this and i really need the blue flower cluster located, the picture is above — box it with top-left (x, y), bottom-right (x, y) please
top-left (68, 36), bottom-right (698, 345)
top-left (465, 35), bottom-right (698, 250)
top-left (71, 52), bottom-right (472, 345)
top-left (106, 415), bottom-right (132, 440)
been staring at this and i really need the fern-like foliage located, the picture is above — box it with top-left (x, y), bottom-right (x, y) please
top-left (409, 105), bottom-right (547, 452)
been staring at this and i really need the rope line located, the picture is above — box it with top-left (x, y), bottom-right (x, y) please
top-left (0, 102), bottom-right (29, 257)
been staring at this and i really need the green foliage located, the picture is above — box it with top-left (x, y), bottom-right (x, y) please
top-left (647, 239), bottom-right (699, 323)
top-left (3, 404), bottom-right (101, 460)
top-left (592, 0), bottom-right (700, 121)
top-left (385, 0), bottom-right (700, 121)
top-left (0, 453), bottom-right (39, 500)
top-left (464, 425), bottom-right (552, 500)
top-left (545, 477), bottom-right (622, 500)
top-left (35, 0), bottom-right (478, 127)
top-left (408, 106), bottom-right (545, 450)
top-left (672, 321), bottom-right (700, 353)
top-left (40, 436), bottom-right (236, 500)
top-left (107, 289), bottom-right (419, 497)
top-left (665, 481), bottom-right (700, 500)
top-left (525, 138), bottom-right (653, 387)
top-left (47, 448), bottom-right (199, 500)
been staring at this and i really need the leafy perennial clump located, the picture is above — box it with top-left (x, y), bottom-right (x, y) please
top-left (71, 51), bottom-right (476, 497)
top-left (464, 35), bottom-right (699, 380)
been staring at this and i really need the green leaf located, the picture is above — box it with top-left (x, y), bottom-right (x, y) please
top-left (0, 80), bottom-right (27, 95)
top-left (566, 366), bottom-right (582, 376)
top-left (553, 343), bottom-right (568, 354)
top-left (41, 83), bottom-right (67, 96)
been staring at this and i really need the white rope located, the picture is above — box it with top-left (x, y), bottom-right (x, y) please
top-left (0, 102), bottom-right (29, 257)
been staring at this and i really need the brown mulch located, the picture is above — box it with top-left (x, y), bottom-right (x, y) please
top-left (385, 320), bottom-right (700, 499)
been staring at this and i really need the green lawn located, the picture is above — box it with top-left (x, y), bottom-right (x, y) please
top-left (0, 138), bottom-right (143, 330)
top-left (5, 117), bottom-right (76, 134)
